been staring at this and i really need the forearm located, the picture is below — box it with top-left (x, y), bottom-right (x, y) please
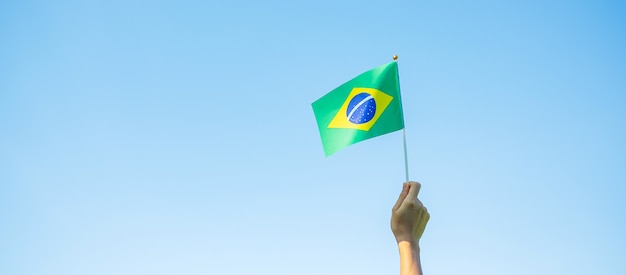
top-left (398, 241), bottom-right (423, 275)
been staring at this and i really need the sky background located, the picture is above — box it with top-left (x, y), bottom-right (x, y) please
top-left (1, 0), bottom-right (625, 274)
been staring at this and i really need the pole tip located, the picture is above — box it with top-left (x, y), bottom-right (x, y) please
top-left (392, 54), bottom-right (398, 61)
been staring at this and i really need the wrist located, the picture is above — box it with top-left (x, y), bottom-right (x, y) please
top-left (397, 240), bottom-right (419, 253)
top-left (393, 230), bottom-right (416, 244)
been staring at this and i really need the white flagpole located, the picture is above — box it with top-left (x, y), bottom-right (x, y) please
top-left (393, 55), bottom-right (410, 183)
top-left (402, 128), bottom-right (409, 182)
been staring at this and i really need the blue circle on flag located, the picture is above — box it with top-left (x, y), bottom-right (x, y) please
top-left (346, 92), bottom-right (376, 124)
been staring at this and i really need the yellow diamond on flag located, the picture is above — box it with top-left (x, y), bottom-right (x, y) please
top-left (327, 87), bottom-right (394, 131)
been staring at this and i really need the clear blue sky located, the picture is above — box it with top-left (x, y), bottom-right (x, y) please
top-left (1, 0), bottom-right (625, 274)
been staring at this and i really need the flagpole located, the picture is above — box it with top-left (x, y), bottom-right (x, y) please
top-left (394, 55), bottom-right (410, 183)
top-left (402, 128), bottom-right (409, 182)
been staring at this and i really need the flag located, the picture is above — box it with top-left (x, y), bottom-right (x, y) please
top-left (312, 61), bottom-right (404, 156)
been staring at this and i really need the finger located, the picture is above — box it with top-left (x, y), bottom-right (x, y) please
top-left (392, 182), bottom-right (410, 210)
top-left (413, 207), bottom-right (430, 240)
top-left (415, 199), bottom-right (423, 208)
top-left (404, 181), bottom-right (422, 203)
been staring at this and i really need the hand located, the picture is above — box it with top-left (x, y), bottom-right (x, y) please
top-left (391, 182), bottom-right (430, 244)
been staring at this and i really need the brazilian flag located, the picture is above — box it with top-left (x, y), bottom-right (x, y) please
top-left (312, 61), bottom-right (404, 156)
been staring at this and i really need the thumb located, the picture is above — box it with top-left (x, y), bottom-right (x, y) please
top-left (393, 182), bottom-right (410, 210)
top-left (404, 181), bottom-right (422, 202)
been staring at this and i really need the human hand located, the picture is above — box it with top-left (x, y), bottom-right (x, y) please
top-left (391, 182), bottom-right (430, 244)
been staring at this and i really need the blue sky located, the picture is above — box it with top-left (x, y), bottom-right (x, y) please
top-left (1, 0), bottom-right (625, 274)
